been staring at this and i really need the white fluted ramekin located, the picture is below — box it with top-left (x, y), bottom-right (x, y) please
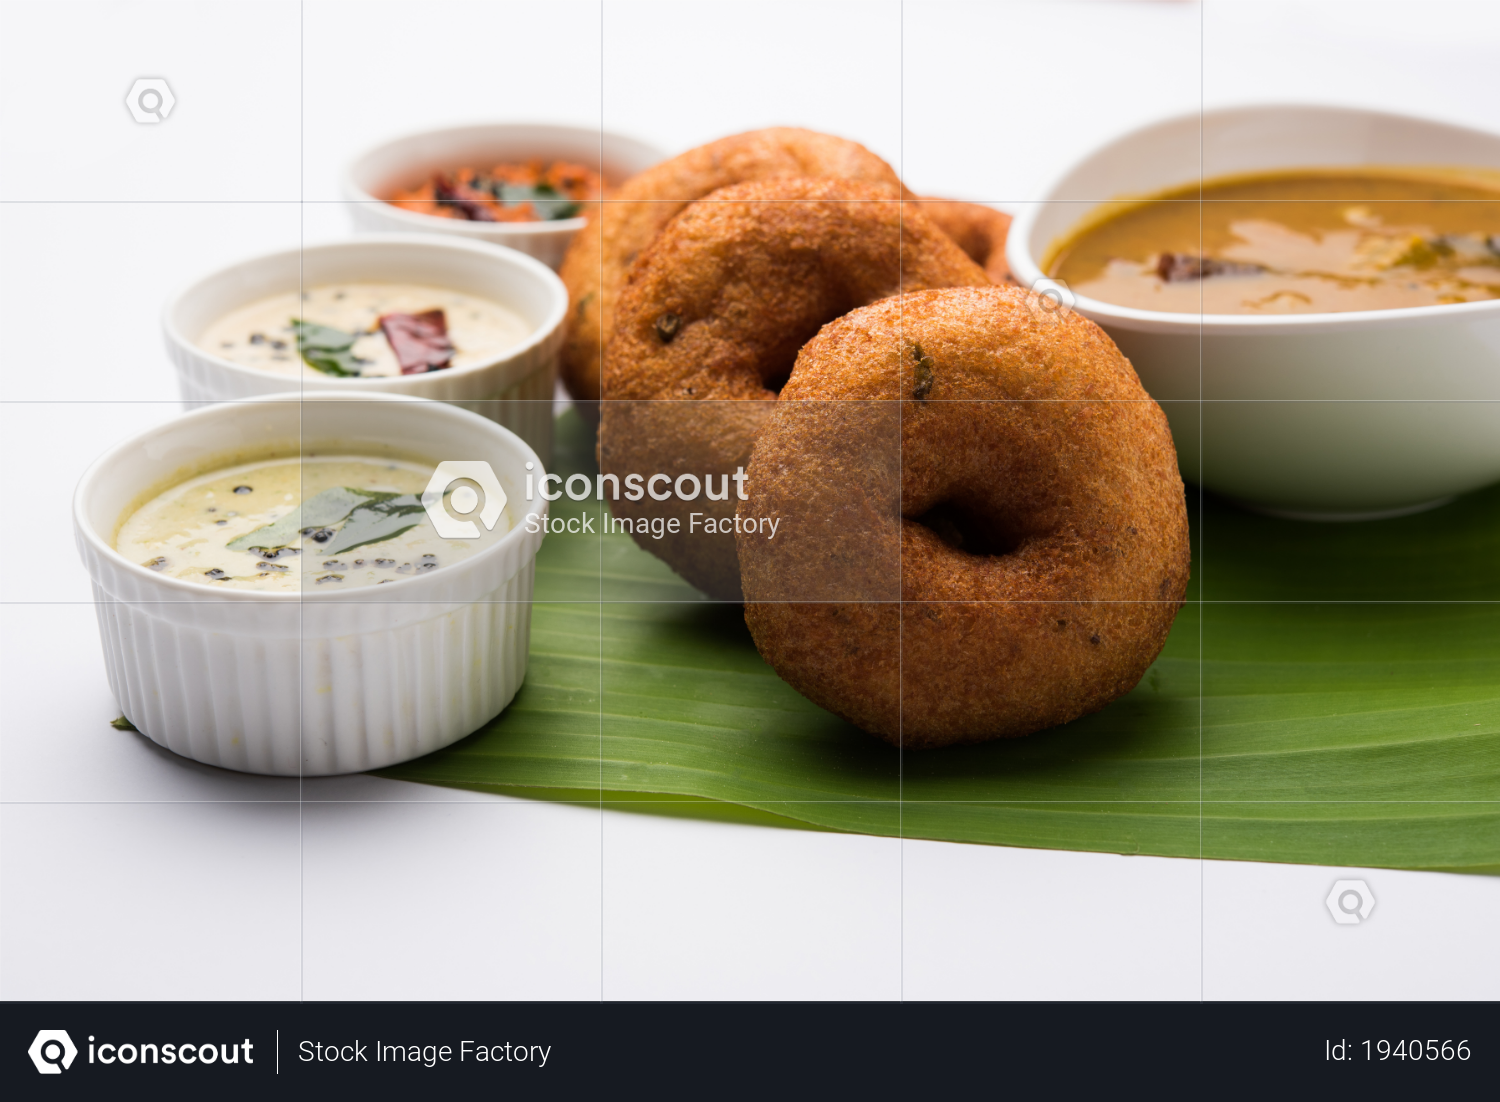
top-left (343, 123), bottom-right (666, 270)
top-left (162, 234), bottom-right (567, 465)
top-left (73, 392), bottom-right (548, 776)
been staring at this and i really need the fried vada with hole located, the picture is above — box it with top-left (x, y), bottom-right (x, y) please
top-left (738, 286), bottom-right (1190, 748)
top-left (598, 177), bottom-right (989, 601)
top-left (558, 127), bottom-right (911, 412)
top-left (914, 199), bottom-right (1014, 282)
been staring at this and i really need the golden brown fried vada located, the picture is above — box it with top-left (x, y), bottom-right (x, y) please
top-left (558, 127), bottom-right (911, 412)
top-left (914, 199), bottom-right (1013, 282)
top-left (598, 177), bottom-right (989, 601)
top-left (738, 286), bottom-right (1190, 748)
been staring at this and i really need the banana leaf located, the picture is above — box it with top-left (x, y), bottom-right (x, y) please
top-left (378, 412), bottom-right (1500, 870)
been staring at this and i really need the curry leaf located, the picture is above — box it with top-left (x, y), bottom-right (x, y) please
top-left (293, 319), bottom-right (363, 377)
top-left (226, 486), bottom-right (388, 552)
top-left (495, 182), bottom-right (581, 221)
top-left (322, 494), bottom-right (428, 555)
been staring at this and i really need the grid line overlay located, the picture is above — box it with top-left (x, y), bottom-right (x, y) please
top-left (1, 0), bottom-right (1496, 1005)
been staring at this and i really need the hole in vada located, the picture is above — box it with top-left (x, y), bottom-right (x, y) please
top-left (761, 357), bottom-right (794, 396)
top-left (912, 500), bottom-right (1021, 557)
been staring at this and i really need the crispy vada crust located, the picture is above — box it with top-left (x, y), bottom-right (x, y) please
top-left (738, 286), bottom-right (1190, 748)
top-left (559, 127), bottom-right (910, 411)
top-left (598, 177), bottom-right (989, 601)
top-left (913, 199), bottom-right (1014, 283)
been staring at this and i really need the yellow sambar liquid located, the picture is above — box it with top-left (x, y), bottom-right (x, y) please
top-left (1048, 169), bottom-right (1500, 314)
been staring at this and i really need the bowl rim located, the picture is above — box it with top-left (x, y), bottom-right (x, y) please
top-left (341, 120), bottom-right (667, 238)
top-left (160, 232), bottom-right (568, 389)
top-left (1005, 102), bottom-right (1500, 334)
top-left (73, 391), bottom-right (548, 603)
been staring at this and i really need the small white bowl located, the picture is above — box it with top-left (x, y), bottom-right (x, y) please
top-left (1007, 104), bottom-right (1500, 518)
top-left (163, 233), bottom-right (567, 465)
top-left (343, 123), bottom-right (667, 270)
top-left (72, 392), bottom-right (549, 776)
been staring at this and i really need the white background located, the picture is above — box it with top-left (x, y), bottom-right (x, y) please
top-left (1, 0), bottom-right (1498, 1000)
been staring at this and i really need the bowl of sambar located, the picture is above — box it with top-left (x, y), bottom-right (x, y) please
top-left (1007, 104), bottom-right (1500, 518)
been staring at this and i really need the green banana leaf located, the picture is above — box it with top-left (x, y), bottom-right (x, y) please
top-left (378, 412), bottom-right (1500, 871)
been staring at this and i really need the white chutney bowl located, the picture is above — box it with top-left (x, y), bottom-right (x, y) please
top-left (73, 392), bottom-right (549, 776)
top-left (163, 234), bottom-right (567, 466)
top-left (1007, 104), bottom-right (1500, 519)
top-left (344, 123), bottom-right (667, 270)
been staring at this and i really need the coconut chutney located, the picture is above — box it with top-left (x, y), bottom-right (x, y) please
top-left (116, 455), bottom-right (508, 592)
top-left (198, 284), bottom-right (532, 377)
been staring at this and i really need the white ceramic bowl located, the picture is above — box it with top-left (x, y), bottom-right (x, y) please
top-left (73, 392), bottom-right (549, 776)
top-left (164, 234), bottom-right (566, 465)
top-left (343, 123), bottom-right (667, 270)
top-left (1007, 104), bottom-right (1500, 518)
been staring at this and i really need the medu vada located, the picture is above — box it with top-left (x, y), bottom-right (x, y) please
top-left (737, 286), bottom-right (1190, 748)
top-left (558, 127), bottom-right (911, 411)
top-left (914, 199), bottom-right (1013, 283)
top-left (598, 176), bottom-right (989, 601)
